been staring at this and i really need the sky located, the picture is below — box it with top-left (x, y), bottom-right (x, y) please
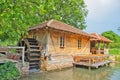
top-left (84, 0), bottom-right (120, 35)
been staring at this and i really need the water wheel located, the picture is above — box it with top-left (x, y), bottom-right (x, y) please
top-left (18, 38), bottom-right (41, 69)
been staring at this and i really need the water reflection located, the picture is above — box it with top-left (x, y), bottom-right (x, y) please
top-left (20, 63), bottom-right (120, 80)
top-left (73, 67), bottom-right (111, 80)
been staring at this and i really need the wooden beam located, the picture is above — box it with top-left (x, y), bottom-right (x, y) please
top-left (88, 58), bottom-right (91, 70)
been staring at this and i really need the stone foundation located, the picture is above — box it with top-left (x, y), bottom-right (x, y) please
top-left (17, 62), bottom-right (29, 76)
top-left (46, 60), bottom-right (73, 71)
top-left (42, 54), bottom-right (74, 71)
top-left (109, 55), bottom-right (115, 62)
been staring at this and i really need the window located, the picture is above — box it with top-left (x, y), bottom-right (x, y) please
top-left (60, 36), bottom-right (65, 48)
top-left (78, 39), bottom-right (81, 48)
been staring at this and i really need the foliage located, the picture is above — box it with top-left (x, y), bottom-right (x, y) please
top-left (109, 48), bottom-right (120, 55)
top-left (0, 61), bottom-right (21, 80)
top-left (101, 30), bottom-right (120, 48)
top-left (0, 0), bottom-right (88, 45)
top-left (110, 42), bottom-right (120, 48)
top-left (101, 30), bottom-right (120, 43)
top-left (109, 48), bottom-right (120, 61)
top-left (102, 31), bottom-right (120, 61)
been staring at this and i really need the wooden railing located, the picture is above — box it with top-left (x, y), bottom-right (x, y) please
top-left (73, 54), bottom-right (110, 70)
top-left (0, 46), bottom-right (25, 65)
top-left (73, 54), bottom-right (109, 64)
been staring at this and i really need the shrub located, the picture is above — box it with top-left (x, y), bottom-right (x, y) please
top-left (110, 43), bottom-right (120, 48)
top-left (109, 48), bottom-right (120, 55)
top-left (109, 48), bottom-right (120, 61)
top-left (0, 61), bottom-right (21, 80)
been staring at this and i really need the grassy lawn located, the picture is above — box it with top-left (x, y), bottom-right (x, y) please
top-left (109, 48), bottom-right (120, 61)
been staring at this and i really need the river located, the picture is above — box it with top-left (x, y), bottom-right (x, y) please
top-left (20, 63), bottom-right (120, 80)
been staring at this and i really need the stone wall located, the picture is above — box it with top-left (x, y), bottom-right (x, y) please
top-left (46, 60), bottom-right (73, 71)
top-left (42, 54), bottom-right (74, 71)
top-left (17, 62), bottom-right (29, 76)
top-left (109, 55), bottom-right (115, 62)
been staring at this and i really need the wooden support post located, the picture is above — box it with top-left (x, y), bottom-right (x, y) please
top-left (46, 30), bottom-right (49, 56)
top-left (73, 63), bottom-right (75, 68)
top-left (107, 43), bottom-right (110, 49)
top-left (22, 47), bottom-right (25, 65)
top-left (98, 42), bottom-right (100, 54)
top-left (108, 62), bottom-right (110, 66)
top-left (89, 58), bottom-right (91, 70)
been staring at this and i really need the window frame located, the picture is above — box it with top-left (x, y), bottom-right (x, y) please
top-left (78, 39), bottom-right (82, 48)
top-left (59, 35), bottom-right (65, 48)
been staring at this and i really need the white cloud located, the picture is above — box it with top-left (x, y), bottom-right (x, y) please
top-left (84, 0), bottom-right (119, 20)
top-left (84, 0), bottom-right (120, 34)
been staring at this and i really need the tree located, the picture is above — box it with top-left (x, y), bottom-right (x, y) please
top-left (0, 0), bottom-right (88, 45)
top-left (102, 31), bottom-right (120, 48)
top-left (101, 30), bottom-right (120, 42)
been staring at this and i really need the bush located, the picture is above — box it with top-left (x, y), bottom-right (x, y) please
top-left (0, 61), bottom-right (21, 80)
top-left (109, 48), bottom-right (120, 55)
top-left (110, 43), bottom-right (120, 48)
top-left (109, 48), bottom-right (120, 61)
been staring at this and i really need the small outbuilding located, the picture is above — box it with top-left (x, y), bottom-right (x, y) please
top-left (26, 19), bottom-right (92, 70)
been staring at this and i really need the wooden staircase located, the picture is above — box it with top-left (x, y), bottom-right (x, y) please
top-left (25, 38), bottom-right (41, 70)
top-left (18, 38), bottom-right (41, 69)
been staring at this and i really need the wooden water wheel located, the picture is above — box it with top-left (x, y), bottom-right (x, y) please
top-left (18, 38), bottom-right (41, 69)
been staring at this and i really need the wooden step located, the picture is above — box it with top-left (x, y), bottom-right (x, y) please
top-left (29, 42), bottom-right (38, 45)
top-left (30, 45), bottom-right (39, 48)
top-left (30, 46), bottom-right (39, 48)
top-left (29, 62), bottom-right (39, 65)
top-left (30, 53), bottom-right (40, 56)
top-left (25, 38), bottom-right (41, 70)
top-left (30, 56), bottom-right (40, 59)
top-left (30, 48), bottom-right (39, 50)
top-left (29, 65), bottom-right (39, 69)
top-left (30, 51), bottom-right (41, 54)
top-left (30, 49), bottom-right (41, 52)
top-left (26, 38), bottom-right (37, 41)
top-left (28, 41), bottom-right (38, 43)
top-left (30, 58), bottom-right (40, 61)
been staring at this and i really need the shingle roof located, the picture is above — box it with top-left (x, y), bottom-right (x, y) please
top-left (90, 33), bottom-right (112, 43)
top-left (29, 19), bottom-right (90, 37)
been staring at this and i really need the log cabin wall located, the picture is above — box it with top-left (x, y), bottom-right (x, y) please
top-left (47, 29), bottom-right (90, 55)
top-left (45, 29), bottom-right (91, 71)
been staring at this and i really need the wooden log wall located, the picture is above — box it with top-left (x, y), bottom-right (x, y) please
top-left (47, 29), bottom-right (90, 55)
top-left (28, 28), bottom-right (90, 55)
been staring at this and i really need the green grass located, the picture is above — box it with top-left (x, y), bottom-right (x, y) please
top-left (109, 48), bottom-right (120, 61)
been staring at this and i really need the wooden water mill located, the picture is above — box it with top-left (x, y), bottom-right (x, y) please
top-left (18, 38), bottom-right (41, 69)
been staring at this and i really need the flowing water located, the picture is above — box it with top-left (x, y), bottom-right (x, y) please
top-left (20, 63), bottom-right (120, 80)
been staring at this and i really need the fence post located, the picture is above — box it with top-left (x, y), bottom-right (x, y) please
top-left (22, 47), bottom-right (25, 65)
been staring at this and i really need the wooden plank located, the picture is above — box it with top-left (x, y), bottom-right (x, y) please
top-left (0, 59), bottom-right (18, 64)
top-left (91, 60), bottom-right (110, 67)
top-left (73, 60), bottom-right (111, 69)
